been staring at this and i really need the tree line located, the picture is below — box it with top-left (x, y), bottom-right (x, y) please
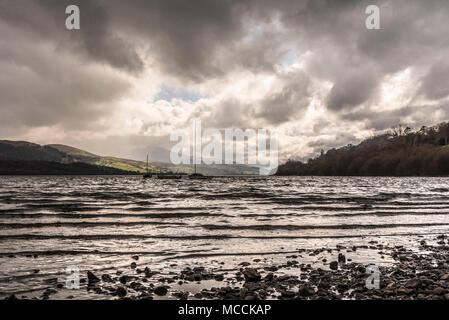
top-left (277, 122), bottom-right (449, 176)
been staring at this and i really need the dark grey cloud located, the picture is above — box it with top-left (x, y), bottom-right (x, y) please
top-left (66, 0), bottom-right (144, 75)
top-left (109, 0), bottom-right (246, 82)
top-left (0, 0), bottom-right (145, 74)
top-left (5, 0), bottom-right (449, 93)
top-left (1, 0), bottom-right (449, 159)
top-left (256, 72), bottom-right (310, 124)
top-left (203, 99), bottom-right (253, 129)
top-left (201, 71), bottom-right (310, 129)
top-left (0, 0), bottom-right (135, 133)
top-left (0, 1), bottom-right (309, 82)
top-left (279, 0), bottom-right (449, 113)
top-left (4, 0), bottom-right (449, 84)
top-left (421, 62), bottom-right (449, 100)
top-left (327, 70), bottom-right (378, 111)
top-left (0, 53), bottom-right (130, 129)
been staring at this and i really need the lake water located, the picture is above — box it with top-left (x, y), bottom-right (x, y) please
top-left (1, 176), bottom-right (449, 298)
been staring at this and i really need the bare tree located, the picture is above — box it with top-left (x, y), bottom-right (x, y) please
top-left (390, 124), bottom-right (411, 137)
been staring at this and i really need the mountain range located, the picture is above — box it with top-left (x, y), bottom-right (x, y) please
top-left (0, 140), bottom-right (259, 175)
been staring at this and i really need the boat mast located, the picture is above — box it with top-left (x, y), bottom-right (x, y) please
top-left (194, 126), bottom-right (197, 174)
top-left (146, 154), bottom-right (149, 175)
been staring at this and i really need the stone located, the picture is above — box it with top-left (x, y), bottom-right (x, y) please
top-left (385, 282), bottom-right (396, 290)
top-left (119, 275), bottom-right (129, 284)
top-left (154, 286), bottom-right (168, 296)
top-left (431, 287), bottom-right (445, 295)
top-left (397, 287), bottom-right (413, 294)
top-left (116, 287), bottom-right (127, 298)
top-left (87, 271), bottom-right (100, 285)
top-left (281, 289), bottom-right (296, 298)
top-left (44, 278), bottom-right (58, 284)
top-left (329, 261), bottom-right (339, 270)
top-left (242, 268), bottom-right (261, 282)
top-left (194, 293), bottom-right (203, 299)
top-left (405, 278), bottom-right (422, 289)
top-left (101, 274), bottom-right (113, 282)
top-left (336, 283), bottom-right (349, 292)
top-left (298, 284), bottom-right (315, 296)
top-left (214, 274), bottom-right (224, 281)
top-left (193, 273), bottom-right (202, 281)
top-left (144, 267), bottom-right (153, 278)
top-left (193, 267), bottom-right (205, 273)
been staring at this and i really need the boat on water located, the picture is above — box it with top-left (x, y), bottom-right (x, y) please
top-left (189, 172), bottom-right (207, 179)
top-left (142, 153), bottom-right (186, 179)
top-left (142, 154), bottom-right (152, 179)
top-left (188, 129), bottom-right (210, 180)
top-left (157, 174), bottom-right (183, 179)
top-left (188, 161), bottom-right (206, 179)
top-left (142, 139), bottom-right (211, 180)
top-left (189, 131), bottom-right (210, 180)
top-left (144, 173), bottom-right (183, 179)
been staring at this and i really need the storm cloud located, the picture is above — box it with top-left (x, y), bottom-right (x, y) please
top-left (1, 0), bottom-right (449, 161)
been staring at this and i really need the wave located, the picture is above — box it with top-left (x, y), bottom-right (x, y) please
top-left (200, 222), bottom-right (449, 231)
top-left (0, 221), bottom-right (188, 229)
top-left (0, 231), bottom-right (445, 241)
top-left (0, 211), bottom-right (226, 219)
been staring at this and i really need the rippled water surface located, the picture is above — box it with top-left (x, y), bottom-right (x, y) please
top-left (1, 176), bottom-right (449, 298)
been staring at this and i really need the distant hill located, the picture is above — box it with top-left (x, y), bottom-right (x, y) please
top-left (48, 144), bottom-right (258, 175)
top-left (277, 122), bottom-right (449, 176)
top-left (0, 160), bottom-right (140, 175)
top-left (0, 140), bottom-right (259, 175)
top-left (154, 162), bottom-right (259, 176)
top-left (0, 140), bottom-right (159, 175)
top-left (47, 144), bottom-right (160, 173)
top-left (47, 144), bottom-right (99, 159)
top-left (0, 141), bottom-right (70, 163)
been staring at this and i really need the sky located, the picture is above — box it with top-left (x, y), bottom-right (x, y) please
top-left (1, 0), bottom-right (449, 163)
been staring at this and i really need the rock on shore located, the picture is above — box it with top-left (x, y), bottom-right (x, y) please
top-left (14, 235), bottom-right (449, 301)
